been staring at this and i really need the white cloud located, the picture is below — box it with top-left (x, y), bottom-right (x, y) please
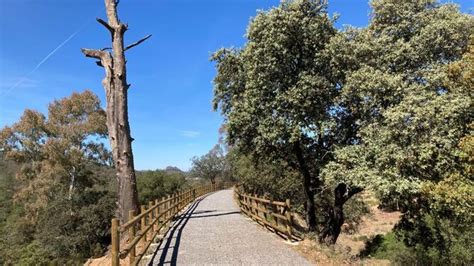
top-left (179, 130), bottom-right (200, 138)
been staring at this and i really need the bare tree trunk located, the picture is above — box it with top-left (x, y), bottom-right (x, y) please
top-left (81, 0), bottom-right (151, 223)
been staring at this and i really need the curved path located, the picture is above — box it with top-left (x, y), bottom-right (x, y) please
top-left (148, 189), bottom-right (310, 265)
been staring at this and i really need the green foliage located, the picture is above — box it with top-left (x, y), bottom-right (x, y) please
top-left (229, 151), bottom-right (305, 212)
top-left (396, 211), bottom-right (474, 264)
top-left (360, 232), bottom-right (413, 262)
top-left (136, 169), bottom-right (187, 204)
top-left (212, 1), bottom-right (340, 163)
top-left (190, 144), bottom-right (228, 183)
top-left (214, 0), bottom-right (473, 255)
top-left (229, 150), bottom-right (370, 231)
top-left (362, 218), bottom-right (474, 265)
top-left (322, 0), bottom-right (473, 262)
top-left (33, 167), bottom-right (116, 262)
top-left (212, 0), bottom-right (367, 241)
top-left (0, 91), bottom-right (116, 264)
top-left (17, 241), bottom-right (52, 266)
top-left (323, 0), bottom-right (473, 196)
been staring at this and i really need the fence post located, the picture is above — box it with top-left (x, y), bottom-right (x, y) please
top-left (141, 205), bottom-right (147, 245)
top-left (285, 199), bottom-right (292, 240)
top-left (111, 218), bottom-right (120, 266)
top-left (272, 200), bottom-right (278, 228)
top-left (167, 195), bottom-right (171, 221)
top-left (173, 193), bottom-right (177, 217)
top-left (155, 199), bottom-right (160, 231)
top-left (265, 198), bottom-right (270, 223)
top-left (148, 201), bottom-right (154, 239)
top-left (128, 210), bottom-right (136, 265)
top-left (253, 194), bottom-right (259, 217)
top-left (193, 188), bottom-right (196, 200)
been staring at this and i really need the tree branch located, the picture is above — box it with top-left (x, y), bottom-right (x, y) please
top-left (124, 34), bottom-right (152, 51)
top-left (81, 48), bottom-right (106, 59)
top-left (347, 186), bottom-right (363, 199)
top-left (96, 18), bottom-right (114, 33)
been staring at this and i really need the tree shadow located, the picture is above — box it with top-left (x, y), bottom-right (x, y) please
top-left (359, 234), bottom-right (385, 258)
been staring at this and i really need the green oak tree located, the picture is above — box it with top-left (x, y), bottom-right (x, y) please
top-left (212, 0), bottom-right (363, 243)
top-left (321, 0), bottom-right (473, 254)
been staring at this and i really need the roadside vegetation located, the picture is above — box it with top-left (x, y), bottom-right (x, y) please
top-left (0, 92), bottom-right (190, 264)
top-left (212, 0), bottom-right (473, 264)
top-left (1, 0), bottom-right (472, 264)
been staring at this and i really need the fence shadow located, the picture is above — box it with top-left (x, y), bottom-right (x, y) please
top-left (148, 191), bottom-right (238, 265)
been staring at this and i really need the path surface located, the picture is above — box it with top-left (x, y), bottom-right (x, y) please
top-left (148, 189), bottom-right (311, 265)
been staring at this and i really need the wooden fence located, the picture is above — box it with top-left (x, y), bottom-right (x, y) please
top-left (111, 182), bottom-right (228, 266)
top-left (234, 187), bottom-right (294, 241)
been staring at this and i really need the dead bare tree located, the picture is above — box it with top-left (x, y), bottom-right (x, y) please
top-left (81, 0), bottom-right (151, 222)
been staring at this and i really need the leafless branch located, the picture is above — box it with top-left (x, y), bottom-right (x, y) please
top-left (81, 48), bottom-right (106, 59)
top-left (124, 34), bottom-right (152, 51)
top-left (96, 18), bottom-right (114, 33)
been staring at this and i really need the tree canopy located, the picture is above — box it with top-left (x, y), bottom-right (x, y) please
top-left (213, 0), bottom-right (473, 247)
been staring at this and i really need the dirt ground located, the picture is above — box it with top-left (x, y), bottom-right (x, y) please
top-left (292, 196), bottom-right (401, 265)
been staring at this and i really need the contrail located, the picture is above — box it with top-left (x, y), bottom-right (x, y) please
top-left (3, 28), bottom-right (83, 95)
top-left (2, 10), bottom-right (100, 96)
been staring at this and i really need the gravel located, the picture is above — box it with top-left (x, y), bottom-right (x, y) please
top-left (148, 189), bottom-right (311, 266)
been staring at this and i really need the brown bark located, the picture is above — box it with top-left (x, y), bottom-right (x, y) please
top-left (81, 0), bottom-right (151, 223)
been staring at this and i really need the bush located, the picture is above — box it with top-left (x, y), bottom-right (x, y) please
top-left (136, 169), bottom-right (187, 205)
top-left (361, 216), bottom-right (474, 265)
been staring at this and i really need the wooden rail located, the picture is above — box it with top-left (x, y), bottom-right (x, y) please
top-left (234, 187), bottom-right (294, 241)
top-left (111, 182), bottom-right (231, 266)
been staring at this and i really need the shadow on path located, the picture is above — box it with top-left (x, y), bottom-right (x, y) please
top-left (147, 192), bottom-right (238, 265)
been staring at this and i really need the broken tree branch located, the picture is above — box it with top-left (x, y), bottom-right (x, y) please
top-left (81, 48), bottom-right (106, 59)
top-left (125, 34), bottom-right (152, 51)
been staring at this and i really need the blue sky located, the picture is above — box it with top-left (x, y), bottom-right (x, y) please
top-left (0, 0), bottom-right (471, 170)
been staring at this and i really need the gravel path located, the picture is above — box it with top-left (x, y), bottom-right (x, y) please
top-left (148, 189), bottom-right (311, 265)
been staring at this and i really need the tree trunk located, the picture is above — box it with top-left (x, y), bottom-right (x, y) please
top-left (293, 142), bottom-right (318, 231)
top-left (81, 0), bottom-right (151, 223)
top-left (320, 183), bottom-right (363, 245)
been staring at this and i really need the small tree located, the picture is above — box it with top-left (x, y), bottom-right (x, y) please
top-left (81, 0), bottom-right (151, 222)
top-left (190, 145), bottom-right (226, 184)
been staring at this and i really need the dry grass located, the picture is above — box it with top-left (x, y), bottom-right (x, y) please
top-left (292, 194), bottom-right (401, 265)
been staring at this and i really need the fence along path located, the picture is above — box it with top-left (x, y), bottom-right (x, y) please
top-left (234, 186), bottom-right (297, 241)
top-left (148, 189), bottom-right (310, 265)
top-left (110, 182), bottom-right (227, 266)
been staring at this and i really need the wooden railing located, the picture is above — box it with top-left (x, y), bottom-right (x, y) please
top-left (110, 182), bottom-right (228, 266)
top-left (234, 187), bottom-right (294, 241)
